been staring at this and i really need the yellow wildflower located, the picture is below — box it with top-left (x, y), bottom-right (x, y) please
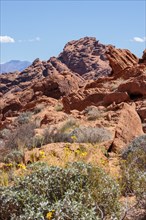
top-left (5, 163), bottom-right (13, 167)
top-left (18, 164), bottom-right (26, 170)
top-left (46, 210), bottom-right (55, 220)
top-left (71, 135), bottom-right (77, 142)
top-left (81, 152), bottom-right (87, 157)
top-left (75, 149), bottom-right (80, 155)
top-left (39, 150), bottom-right (45, 155)
top-left (39, 150), bottom-right (46, 159)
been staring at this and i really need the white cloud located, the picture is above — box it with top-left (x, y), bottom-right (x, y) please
top-left (132, 37), bottom-right (146, 43)
top-left (0, 36), bottom-right (15, 43)
top-left (19, 37), bottom-right (40, 43)
top-left (28, 37), bottom-right (40, 42)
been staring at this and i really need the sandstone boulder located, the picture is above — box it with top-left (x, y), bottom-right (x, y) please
top-left (112, 103), bottom-right (144, 152)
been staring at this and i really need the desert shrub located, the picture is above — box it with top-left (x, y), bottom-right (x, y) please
top-left (69, 126), bottom-right (111, 143)
top-left (59, 117), bottom-right (78, 133)
top-left (84, 106), bottom-right (101, 121)
top-left (0, 162), bottom-right (121, 219)
top-left (0, 129), bottom-right (11, 139)
top-left (27, 161), bottom-right (49, 171)
top-left (122, 135), bottom-right (146, 158)
top-left (43, 125), bottom-right (111, 145)
top-left (42, 127), bottom-right (57, 145)
top-left (120, 136), bottom-right (146, 209)
top-left (33, 135), bottom-right (44, 148)
top-left (5, 122), bottom-right (36, 149)
top-left (54, 103), bottom-right (63, 112)
top-left (4, 150), bottom-right (24, 164)
top-left (16, 111), bottom-right (32, 125)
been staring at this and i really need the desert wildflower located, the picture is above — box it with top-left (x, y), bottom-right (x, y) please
top-left (5, 163), bottom-right (13, 167)
top-left (71, 135), bottom-right (77, 142)
top-left (81, 152), bottom-right (87, 157)
top-left (75, 149), bottom-right (80, 155)
top-left (46, 210), bottom-right (55, 220)
top-left (39, 150), bottom-right (45, 159)
top-left (17, 164), bottom-right (26, 170)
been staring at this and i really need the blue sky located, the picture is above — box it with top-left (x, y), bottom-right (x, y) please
top-left (0, 0), bottom-right (146, 63)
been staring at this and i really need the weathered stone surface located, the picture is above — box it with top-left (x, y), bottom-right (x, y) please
top-left (118, 78), bottom-right (146, 97)
top-left (112, 103), bottom-right (144, 152)
top-left (58, 37), bottom-right (112, 79)
top-left (106, 45), bottom-right (138, 76)
top-left (103, 92), bottom-right (129, 106)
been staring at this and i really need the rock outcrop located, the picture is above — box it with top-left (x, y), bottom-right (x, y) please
top-left (0, 36), bottom-right (146, 145)
top-left (111, 103), bottom-right (144, 152)
top-left (106, 45), bottom-right (138, 76)
top-left (58, 37), bottom-right (112, 79)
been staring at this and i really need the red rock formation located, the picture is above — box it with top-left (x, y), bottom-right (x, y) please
top-left (58, 37), bottom-right (112, 79)
top-left (106, 45), bottom-right (138, 76)
top-left (0, 37), bottom-right (146, 142)
top-left (112, 103), bottom-right (144, 152)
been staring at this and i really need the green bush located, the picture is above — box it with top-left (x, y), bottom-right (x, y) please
top-left (0, 162), bottom-right (121, 219)
top-left (120, 135), bottom-right (146, 209)
top-left (4, 150), bottom-right (24, 164)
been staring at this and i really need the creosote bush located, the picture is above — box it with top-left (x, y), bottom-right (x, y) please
top-left (0, 162), bottom-right (121, 219)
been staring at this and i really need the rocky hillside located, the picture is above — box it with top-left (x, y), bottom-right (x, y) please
top-left (0, 37), bottom-right (146, 220)
top-left (0, 37), bottom-right (145, 134)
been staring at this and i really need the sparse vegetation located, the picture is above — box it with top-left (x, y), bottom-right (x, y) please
top-left (0, 162), bottom-right (121, 219)
top-left (5, 122), bottom-right (36, 150)
top-left (16, 111), bottom-right (32, 124)
top-left (84, 106), bottom-right (101, 121)
top-left (4, 150), bottom-right (24, 164)
top-left (69, 126), bottom-right (111, 143)
top-left (54, 103), bottom-right (63, 111)
top-left (43, 125), bottom-right (111, 145)
top-left (0, 128), bottom-right (11, 139)
top-left (120, 136), bottom-right (146, 214)
top-left (59, 117), bottom-right (78, 133)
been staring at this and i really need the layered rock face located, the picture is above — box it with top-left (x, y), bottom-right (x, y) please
top-left (106, 45), bottom-right (138, 76)
top-left (58, 37), bottom-right (112, 79)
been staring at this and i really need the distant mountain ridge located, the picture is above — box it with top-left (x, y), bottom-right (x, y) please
top-left (0, 60), bottom-right (31, 73)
